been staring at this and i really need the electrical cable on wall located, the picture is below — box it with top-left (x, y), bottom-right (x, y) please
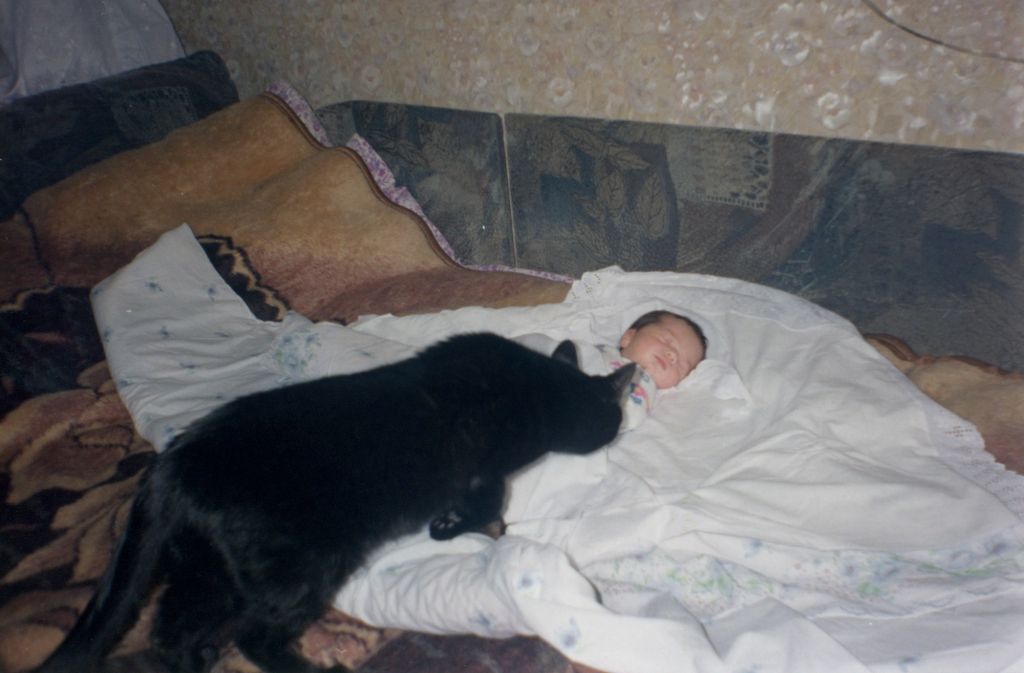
top-left (860, 0), bottom-right (1024, 65)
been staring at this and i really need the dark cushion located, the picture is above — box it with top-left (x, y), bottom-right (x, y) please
top-left (0, 50), bottom-right (238, 220)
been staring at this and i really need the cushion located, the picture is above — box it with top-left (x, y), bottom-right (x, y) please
top-left (0, 50), bottom-right (238, 221)
top-left (15, 92), bottom-right (569, 322)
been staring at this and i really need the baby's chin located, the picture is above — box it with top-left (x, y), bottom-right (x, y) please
top-left (645, 369), bottom-right (680, 390)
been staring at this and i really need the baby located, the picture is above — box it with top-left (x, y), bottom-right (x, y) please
top-left (618, 310), bottom-right (708, 389)
top-left (599, 310), bottom-right (708, 429)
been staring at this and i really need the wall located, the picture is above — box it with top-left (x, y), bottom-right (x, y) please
top-left (161, 0), bottom-right (1023, 153)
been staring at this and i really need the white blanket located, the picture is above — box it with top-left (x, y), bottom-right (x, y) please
top-left (94, 224), bottom-right (1024, 673)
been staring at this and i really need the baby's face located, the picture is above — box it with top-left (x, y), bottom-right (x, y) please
top-left (619, 316), bottom-right (705, 389)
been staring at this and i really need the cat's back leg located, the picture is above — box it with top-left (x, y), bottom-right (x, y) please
top-left (234, 581), bottom-right (356, 673)
top-left (231, 546), bottom-right (361, 673)
top-left (152, 528), bottom-right (238, 673)
top-left (235, 616), bottom-right (352, 673)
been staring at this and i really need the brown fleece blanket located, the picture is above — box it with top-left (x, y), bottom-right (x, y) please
top-left (1, 94), bottom-right (1021, 673)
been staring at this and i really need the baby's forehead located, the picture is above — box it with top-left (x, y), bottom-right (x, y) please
top-left (642, 315), bottom-right (693, 335)
top-left (640, 316), bottom-right (705, 359)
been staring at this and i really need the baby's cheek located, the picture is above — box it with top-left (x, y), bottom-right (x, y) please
top-left (651, 367), bottom-right (676, 389)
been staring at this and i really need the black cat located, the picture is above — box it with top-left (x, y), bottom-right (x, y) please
top-left (36, 332), bottom-right (634, 673)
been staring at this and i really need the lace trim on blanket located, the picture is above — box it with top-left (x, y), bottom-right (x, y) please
top-left (926, 400), bottom-right (1024, 519)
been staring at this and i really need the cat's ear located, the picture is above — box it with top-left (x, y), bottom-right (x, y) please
top-left (608, 362), bottom-right (637, 396)
top-left (551, 340), bottom-right (579, 368)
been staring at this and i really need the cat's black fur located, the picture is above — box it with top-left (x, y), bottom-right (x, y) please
top-left (36, 333), bottom-right (634, 673)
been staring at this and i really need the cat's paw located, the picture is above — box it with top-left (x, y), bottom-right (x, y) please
top-left (479, 518), bottom-right (506, 540)
top-left (429, 509), bottom-right (467, 540)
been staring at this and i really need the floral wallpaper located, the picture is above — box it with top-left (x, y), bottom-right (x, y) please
top-left (161, 0), bottom-right (1023, 153)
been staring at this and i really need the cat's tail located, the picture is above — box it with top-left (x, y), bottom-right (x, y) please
top-left (33, 479), bottom-right (170, 673)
